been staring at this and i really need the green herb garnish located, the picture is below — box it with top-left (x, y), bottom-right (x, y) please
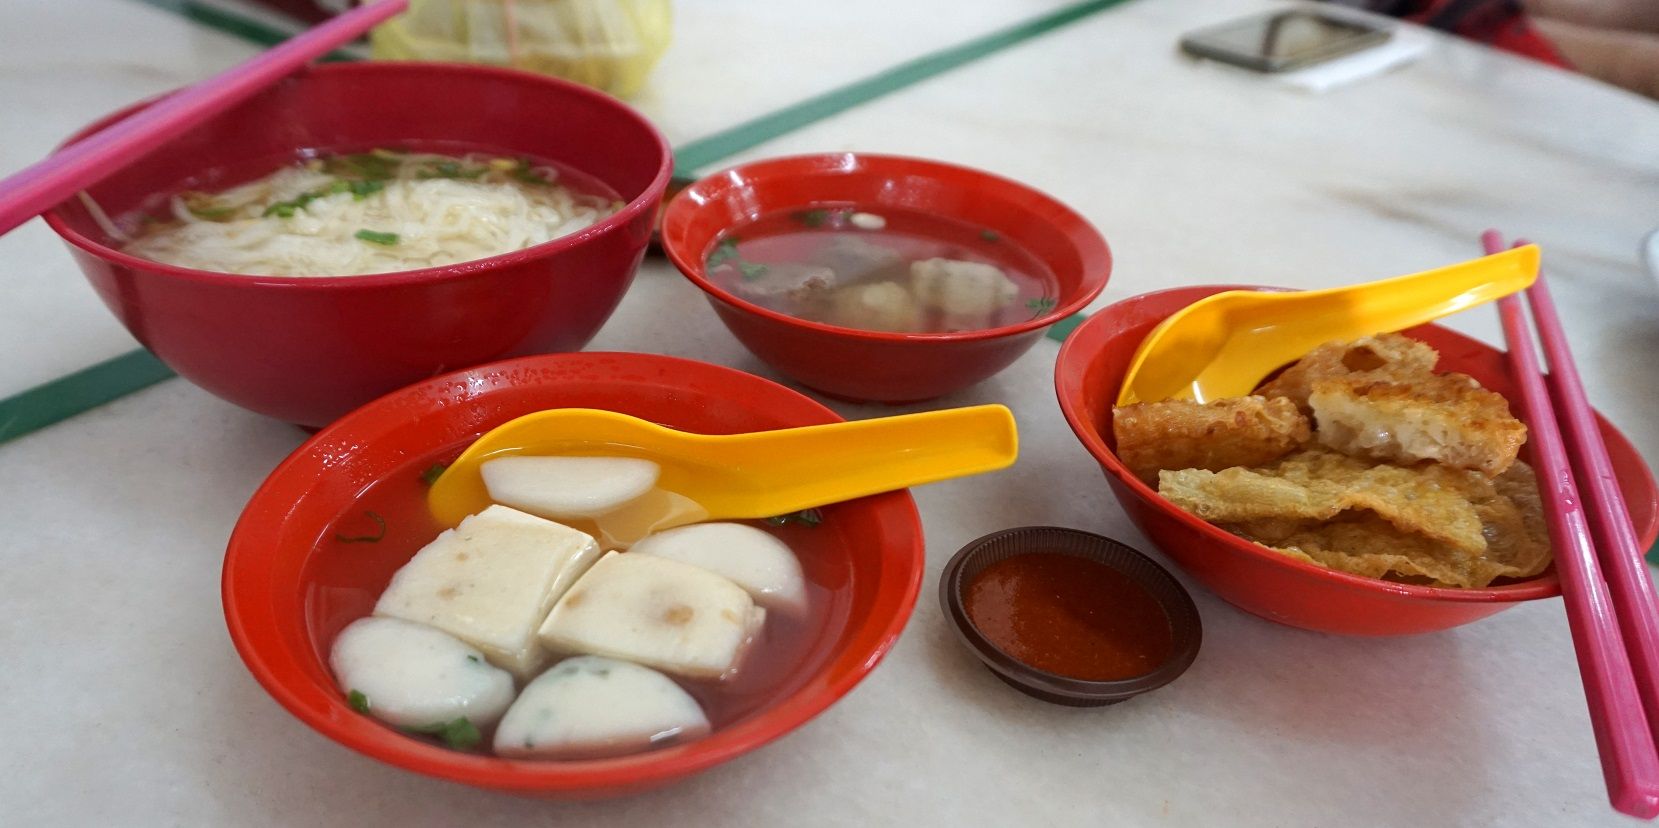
top-left (355, 229), bottom-right (400, 246)
top-left (190, 207), bottom-right (234, 220)
top-left (1026, 296), bottom-right (1057, 317)
top-left (262, 178), bottom-right (363, 218)
top-left (765, 508), bottom-right (823, 527)
top-left (794, 209), bottom-right (831, 227)
top-left (348, 179), bottom-right (386, 200)
top-left (348, 690), bottom-right (371, 714)
top-left (420, 463), bottom-right (448, 486)
top-left (335, 510), bottom-right (387, 543)
top-left (980, 229), bottom-right (1001, 242)
top-left (405, 717), bottom-right (482, 751)
top-left (510, 158), bottom-right (551, 186)
top-left (262, 193), bottom-right (315, 218)
top-left (465, 654), bottom-right (481, 664)
top-left (326, 152), bottom-right (397, 181)
top-left (738, 261), bottom-right (769, 281)
top-left (417, 160), bottom-right (486, 180)
top-left (706, 237), bottom-right (741, 268)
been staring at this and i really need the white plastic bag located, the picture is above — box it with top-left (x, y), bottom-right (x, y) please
top-left (372, 0), bottom-right (673, 98)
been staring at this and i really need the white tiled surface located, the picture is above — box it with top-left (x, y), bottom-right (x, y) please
top-left (4, 1), bottom-right (1659, 826)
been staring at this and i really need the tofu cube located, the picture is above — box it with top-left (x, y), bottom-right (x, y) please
top-left (374, 505), bottom-right (601, 679)
top-left (539, 552), bottom-right (765, 680)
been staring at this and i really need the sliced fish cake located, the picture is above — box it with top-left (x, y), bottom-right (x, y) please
top-left (481, 455), bottom-right (660, 519)
top-left (494, 656), bottom-right (709, 759)
top-left (330, 616), bottom-right (514, 730)
top-left (629, 522), bottom-right (808, 615)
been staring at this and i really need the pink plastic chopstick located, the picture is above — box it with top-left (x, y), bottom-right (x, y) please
top-left (1484, 230), bottom-right (1659, 818)
top-left (0, 0), bottom-right (407, 238)
top-left (1513, 236), bottom-right (1659, 760)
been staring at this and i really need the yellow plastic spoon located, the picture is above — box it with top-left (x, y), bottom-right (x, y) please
top-left (427, 404), bottom-right (1018, 528)
top-left (1116, 245), bottom-right (1540, 406)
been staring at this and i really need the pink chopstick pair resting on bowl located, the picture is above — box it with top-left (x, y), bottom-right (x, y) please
top-left (0, 0), bottom-right (407, 237)
top-left (1484, 230), bottom-right (1659, 819)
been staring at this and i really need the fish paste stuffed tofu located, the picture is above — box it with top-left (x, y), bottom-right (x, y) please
top-left (909, 257), bottom-right (1018, 329)
top-left (330, 617), bottom-right (515, 729)
top-left (539, 551), bottom-right (766, 681)
top-left (824, 281), bottom-right (922, 333)
top-left (1112, 396), bottom-right (1312, 484)
top-left (1256, 331), bottom-right (1527, 476)
top-left (629, 522), bottom-right (808, 615)
top-left (494, 656), bottom-right (710, 759)
top-left (1308, 372), bottom-right (1526, 477)
top-left (374, 505), bottom-right (602, 679)
top-left (1256, 333), bottom-right (1440, 413)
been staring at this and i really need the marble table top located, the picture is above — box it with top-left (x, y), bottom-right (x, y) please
top-left (3, 0), bottom-right (1658, 825)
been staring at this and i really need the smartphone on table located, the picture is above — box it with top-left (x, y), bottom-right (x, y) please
top-left (1180, 9), bottom-right (1392, 73)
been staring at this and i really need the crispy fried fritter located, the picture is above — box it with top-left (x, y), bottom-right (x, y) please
top-left (1133, 331), bottom-right (1553, 588)
top-left (1112, 396), bottom-right (1311, 484)
top-left (1308, 372), bottom-right (1526, 477)
top-left (1159, 449), bottom-right (1488, 556)
top-left (1229, 513), bottom-right (1526, 589)
top-left (1158, 451), bottom-right (1552, 588)
top-left (1478, 461), bottom-right (1553, 578)
top-left (1256, 333), bottom-right (1439, 413)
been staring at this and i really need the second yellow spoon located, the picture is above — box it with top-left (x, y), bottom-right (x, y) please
top-left (1116, 245), bottom-right (1540, 406)
top-left (427, 404), bottom-right (1018, 528)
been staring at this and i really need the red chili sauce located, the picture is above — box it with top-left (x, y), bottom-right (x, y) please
top-left (963, 553), bottom-right (1173, 681)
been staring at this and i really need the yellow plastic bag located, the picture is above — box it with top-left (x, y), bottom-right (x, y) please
top-left (371, 0), bottom-right (672, 99)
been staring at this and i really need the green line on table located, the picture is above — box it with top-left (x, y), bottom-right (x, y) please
top-left (673, 0), bottom-right (1131, 176)
top-left (4, 0), bottom-right (1133, 447)
top-left (1045, 313), bottom-right (1085, 342)
top-left (0, 351), bottom-right (176, 445)
top-left (131, 0), bottom-right (357, 61)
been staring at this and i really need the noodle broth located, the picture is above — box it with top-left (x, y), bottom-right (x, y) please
top-left (117, 145), bottom-right (623, 277)
top-left (706, 204), bottom-right (1058, 334)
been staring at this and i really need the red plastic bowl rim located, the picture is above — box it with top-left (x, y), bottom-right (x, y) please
top-left (43, 62), bottom-right (674, 291)
top-left (221, 352), bottom-right (926, 792)
top-left (1054, 285), bottom-right (1584, 605)
top-left (661, 152), bottom-right (1113, 343)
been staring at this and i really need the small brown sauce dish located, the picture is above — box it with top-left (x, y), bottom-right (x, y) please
top-left (940, 526), bottom-right (1202, 706)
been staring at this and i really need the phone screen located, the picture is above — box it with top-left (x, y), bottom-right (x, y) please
top-left (1182, 11), bottom-right (1388, 71)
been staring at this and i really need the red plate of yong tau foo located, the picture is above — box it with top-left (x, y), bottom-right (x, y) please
top-left (1056, 285), bottom-right (1659, 636)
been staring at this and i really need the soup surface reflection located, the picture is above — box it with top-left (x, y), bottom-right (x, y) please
top-left (706, 205), bottom-right (1057, 334)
